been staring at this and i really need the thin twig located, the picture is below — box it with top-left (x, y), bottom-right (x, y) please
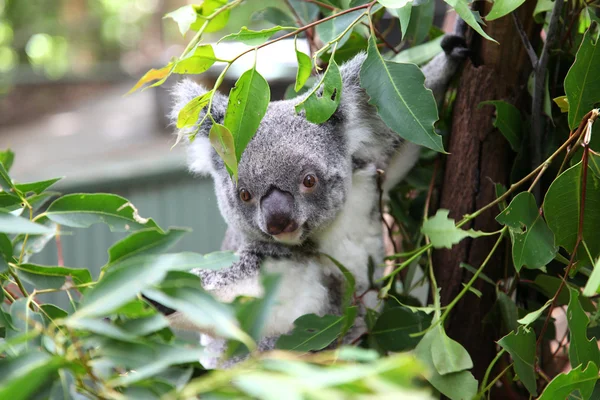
top-left (511, 13), bottom-right (538, 68)
top-left (531, 0), bottom-right (564, 201)
top-left (285, 0), bottom-right (318, 54)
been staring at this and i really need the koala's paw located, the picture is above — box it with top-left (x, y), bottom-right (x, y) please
top-left (441, 35), bottom-right (470, 60)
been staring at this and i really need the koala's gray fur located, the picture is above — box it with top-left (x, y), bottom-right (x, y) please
top-left (167, 35), bottom-right (468, 368)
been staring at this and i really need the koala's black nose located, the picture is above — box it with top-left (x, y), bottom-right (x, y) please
top-left (261, 188), bottom-right (297, 235)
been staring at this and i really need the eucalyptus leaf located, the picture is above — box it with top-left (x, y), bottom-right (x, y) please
top-left (296, 59), bottom-right (342, 124)
top-left (422, 209), bottom-right (487, 249)
top-left (517, 299), bottom-right (551, 326)
top-left (479, 100), bottom-right (522, 151)
top-left (431, 325), bottom-right (473, 375)
top-left (164, 4), bottom-right (199, 36)
top-left (565, 27), bottom-right (600, 130)
top-left (392, 35), bottom-right (443, 65)
top-left (498, 326), bottom-right (538, 396)
top-left (16, 263), bottom-right (91, 290)
top-left (224, 66), bottom-right (270, 161)
top-left (0, 352), bottom-right (64, 400)
top-left (295, 41), bottom-right (312, 92)
top-left (0, 149), bottom-right (14, 172)
top-left (544, 162), bottom-right (600, 263)
top-left (209, 123), bottom-right (239, 180)
top-left (414, 327), bottom-right (478, 400)
top-left (485, 0), bottom-right (526, 21)
top-left (361, 35), bottom-right (444, 152)
top-left (496, 192), bottom-right (557, 271)
top-left (107, 228), bottom-right (189, 266)
top-left (46, 193), bottom-right (161, 232)
top-left (173, 44), bottom-right (218, 75)
top-left (444, 0), bottom-right (497, 43)
top-left (0, 211), bottom-right (53, 235)
top-left (583, 257), bottom-right (600, 296)
top-left (276, 314), bottom-right (345, 352)
top-left (176, 91), bottom-right (213, 129)
top-left (219, 26), bottom-right (295, 46)
top-left (372, 306), bottom-right (431, 352)
top-left (14, 177), bottom-right (62, 195)
top-left (538, 362), bottom-right (598, 400)
top-left (316, 9), bottom-right (364, 48)
top-left (567, 287), bottom-right (600, 369)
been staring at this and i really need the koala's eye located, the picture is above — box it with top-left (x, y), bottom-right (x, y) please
top-left (239, 188), bottom-right (252, 202)
top-left (303, 174), bottom-right (317, 188)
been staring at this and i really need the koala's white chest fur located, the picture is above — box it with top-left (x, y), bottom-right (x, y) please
top-left (317, 165), bottom-right (384, 297)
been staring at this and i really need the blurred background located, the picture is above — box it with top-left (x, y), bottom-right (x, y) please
top-left (0, 0), bottom-right (449, 284)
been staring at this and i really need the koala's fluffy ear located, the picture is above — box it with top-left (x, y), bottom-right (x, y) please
top-left (170, 79), bottom-right (228, 175)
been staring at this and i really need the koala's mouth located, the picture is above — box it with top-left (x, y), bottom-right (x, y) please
top-left (271, 225), bottom-right (304, 245)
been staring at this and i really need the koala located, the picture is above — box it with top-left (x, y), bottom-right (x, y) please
top-left (165, 35), bottom-right (469, 368)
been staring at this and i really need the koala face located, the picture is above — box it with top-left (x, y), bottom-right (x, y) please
top-left (211, 101), bottom-right (351, 245)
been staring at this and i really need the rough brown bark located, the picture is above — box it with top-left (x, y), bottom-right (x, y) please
top-left (432, 3), bottom-right (540, 396)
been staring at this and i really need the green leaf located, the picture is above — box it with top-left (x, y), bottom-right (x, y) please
top-left (565, 27), bottom-right (600, 130)
top-left (415, 327), bottom-right (478, 400)
top-left (107, 228), bottom-right (189, 266)
top-left (12, 217), bottom-right (57, 263)
top-left (14, 177), bottom-right (61, 195)
top-left (66, 317), bottom-right (138, 341)
top-left (498, 326), bottom-right (538, 396)
top-left (517, 299), bottom-right (551, 326)
top-left (431, 325), bottom-right (473, 375)
top-left (0, 162), bottom-right (20, 196)
top-left (392, 35), bottom-right (443, 65)
top-left (533, 0), bottom-right (554, 22)
top-left (173, 44), bottom-right (217, 75)
top-left (538, 362), bottom-right (599, 400)
top-left (119, 314), bottom-right (169, 337)
top-left (209, 123), bottom-right (238, 180)
top-left (422, 209), bottom-right (487, 249)
top-left (323, 254), bottom-right (356, 310)
top-left (378, 0), bottom-right (412, 8)
top-left (227, 274), bottom-right (281, 358)
top-left (176, 91), bottom-right (213, 129)
top-left (567, 287), bottom-right (600, 369)
top-left (361, 35), bottom-right (444, 152)
top-left (479, 100), bottom-right (522, 151)
top-left (219, 26), bottom-right (295, 46)
top-left (16, 263), bottom-right (91, 290)
top-left (316, 9), bottom-right (364, 48)
top-left (295, 40), bottom-right (312, 92)
top-left (194, 0), bottom-right (230, 33)
top-left (0, 352), bottom-right (64, 400)
top-left (583, 257), bottom-right (600, 296)
top-left (496, 290), bottom-right (518, 333)
top-left (554, 95), bottom-right (569, 113)
top-left (289, 0), bottom-right (319, 25)
top-left (496, 192), bottom-right (557, 271)
top-left (75, 252), bottom-right (236, 318)
top-left (0, 149), bottom-right (14, 172)
top-left (276, 314), bottom-right (345, 352)
top-left (252, 8), bottom-right (296, 27)
top-left (224, 66), bottom-right (270, 161)
top-left (544, 162), bottom-right (600, 263)
top-left (128, 65), bottom-right (172, 94)
top-left (296, 59), bottom-right (342, 124)
top-left (164, 4), bottom-right (198, 36)
top-left (444, 0), bottom-right (497, 43)
top-left (0, 211), bottom-right (53, 235)
top-left (394, 3), bottom-right (412, 38)
top-left (46, 193), bottom-right (160, 232)
top-left (404, 0), bottom-right (434, 45)
top-left (372, 306), bottom-right (431, 351)
top-left (144, 286), bottom-right (250, 344)
top-left (485, 0), bottom-right (526, 21)
top-left (39, 304), bottom-right (68, 320)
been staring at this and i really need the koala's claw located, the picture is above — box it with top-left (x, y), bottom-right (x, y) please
top-left (441, 35), bottom-right (470, 60)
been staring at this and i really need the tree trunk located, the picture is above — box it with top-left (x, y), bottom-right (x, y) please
top-left (432, 3), bottom-right (540, 396)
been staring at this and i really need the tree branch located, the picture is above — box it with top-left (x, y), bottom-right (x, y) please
top-left (511, 12), bottom-right (538, 68)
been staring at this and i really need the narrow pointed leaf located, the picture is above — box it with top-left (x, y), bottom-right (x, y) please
top-left (177, 91), bottom-right (213, 129)
top-left (224, 67), bottom-right (270, 161)
top-left (565, 27), bottom-right (600, 130)
top-left (276, 314), bottom-right (345, 352)
top-left (219, 26), bottom-right (295, 46)
top-left (583, 257), bottom-right (600, 296)
top-left (295, 42), bottom-right (312, 92)
top-left (173, 44), bottom-right (217, 75)
top-left (479, 100), bottom-right (522, 151)
top-left (209, 123), bottom-right (238, 180)
top-left (361, 35), bottom-right (444, 152)
top-left (107, 228), bottom-right (189, 266)
top-left (444, 0), bottom-right (497, 42)
top-left (0, 211), bottom-right (53, 235)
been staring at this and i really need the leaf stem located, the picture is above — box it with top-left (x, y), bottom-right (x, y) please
top-left (439, 227), bottom-right (506, 322)
top-left (479, 348), bottom-right (506, 396)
